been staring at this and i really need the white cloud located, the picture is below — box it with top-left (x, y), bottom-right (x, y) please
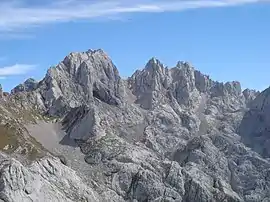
top-left (0, 64), bottom-right (36, 76)
top-left (0, 0), bottom-right (268, 32)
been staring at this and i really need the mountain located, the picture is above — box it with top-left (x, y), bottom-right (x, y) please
top-left (0, 49), bottom-right (269, 202)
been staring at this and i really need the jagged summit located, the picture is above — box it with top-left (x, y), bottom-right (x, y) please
top-left (86, 48), bottom-right (107, 54)
top-left (176, 61), bottom-right (193, 69)
top-left (5, 49), bottom-right (258, 114)
top-left (11, 78), bottom-right (38, 94)
top-left (7, 49), bottom-right (252, 98)
top-left (66, 48), bottom-right (107, 56)
top-left (145, 57), bottom-right (164, 67)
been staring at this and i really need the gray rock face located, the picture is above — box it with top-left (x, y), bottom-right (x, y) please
top-left (0, 84), bottom-right (3, 98)
top-left (0, 152), bottom-right (99, 202)
top-left (242, 89), bottom-right (260, 106)
top-left (129, 59), bottom-right (202, 110)
top-left (239, 87), bottom-right (270, 158)
top-left (2, 49), bottom-right (270, 202)
top-left (11, 78), bottom-right (38, 94)
top-left (194, 70), bottom-right (214, 92)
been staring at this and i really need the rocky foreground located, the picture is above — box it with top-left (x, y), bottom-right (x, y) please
top-left (0, 49), bottom-right (270, 202)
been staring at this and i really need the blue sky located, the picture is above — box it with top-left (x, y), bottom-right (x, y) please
top-left (0, 0), bottom-right (269, 92)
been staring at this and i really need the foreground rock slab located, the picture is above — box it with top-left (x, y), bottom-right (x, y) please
top-left (0, 152), bottom-right (99, 202)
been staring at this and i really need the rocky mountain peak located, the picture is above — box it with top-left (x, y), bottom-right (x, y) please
top-left (128, 58), bottom-right (169, 109)
top-left (11, 78), bottom-right (38, 94)
top-left (26, 49), bottom-right (125, 115)
top-left (145, 57), bottom-right (165, 70)
top-left (225, 81), bottom-right (242, 95)
top-left (243, 88), bottom-right (260, 103)
top-left (176, 61), bottom-right (193, 69)
top-left (172, 61), bottom-right (196, 84)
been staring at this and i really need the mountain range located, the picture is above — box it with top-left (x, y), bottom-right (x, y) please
top-left (0, 49), bottom-right (269, 202)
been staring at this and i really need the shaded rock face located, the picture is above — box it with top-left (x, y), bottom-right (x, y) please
top-left (242, 89), bottom-right (260, 107)
top-left (2, 92), bottom-right (9, 97)
top-left (2, 49), bottom-right (270, 202)
top-left (239, 87), bottom-right (270, 157)
top-left (11, 78), bottom-right (38, 94)
top-left (0, 84), bottom-right (3, 98)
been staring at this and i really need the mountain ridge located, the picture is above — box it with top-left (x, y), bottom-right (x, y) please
top-left (6, 49), bottom-right (259, 95)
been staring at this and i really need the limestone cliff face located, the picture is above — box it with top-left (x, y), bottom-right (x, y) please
top-left (1, 49), bottom-right (270, 202)
top-left (239, 87), bottom-right (270, 157)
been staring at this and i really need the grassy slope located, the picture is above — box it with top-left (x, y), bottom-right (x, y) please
top-left (0, 96), bottom-right (51, 161)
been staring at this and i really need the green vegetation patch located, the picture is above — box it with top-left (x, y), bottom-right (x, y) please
top-left (0, 125), bottom-right (19, 153)
top-left (28, 146), bottom-right (44, 161)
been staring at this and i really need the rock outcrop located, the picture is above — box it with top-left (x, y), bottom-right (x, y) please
top-left (11, 78), bottom-right (39, 94)
top-left (0, 84), bottom-right (3, 98)
top-left (242, 89), bottom-right (260, 107)
top-left (239, 87), bottom-right (270, 158)
top-left (37, 49), bottom-right (125, 116)
top-left (0, 152), bottom-right (99, 202)
top-left (1, 49), bottom-right (270, 202)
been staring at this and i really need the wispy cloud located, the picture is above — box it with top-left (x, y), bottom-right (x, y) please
top-left (0, 0), bottom-right (268, 33)
top-left (0, 64), bottom-right (36, 76)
